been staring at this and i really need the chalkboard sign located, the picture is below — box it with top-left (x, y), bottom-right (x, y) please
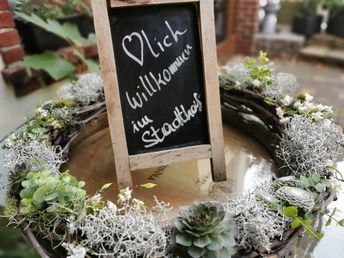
top-left (108, 4), bottom-right (209, 155)
top-left (92, 0), bottom-right (226, 188)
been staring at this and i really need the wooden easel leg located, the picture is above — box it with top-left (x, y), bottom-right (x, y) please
top-left (210, 146), bottom-right (227, 182)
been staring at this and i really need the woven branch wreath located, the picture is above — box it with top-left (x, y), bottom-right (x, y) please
top-left (1, 52), bottom-right (343, 258)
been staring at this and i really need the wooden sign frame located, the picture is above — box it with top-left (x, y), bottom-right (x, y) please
top-left (91, 0), bottom-right (226, 188)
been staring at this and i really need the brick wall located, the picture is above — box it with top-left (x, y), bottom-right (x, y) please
top-left (0, 0), bottom-right (25, 66)
top-left (235, 0), bottom-right (260, 55)
top-left (0, 0), bottom-right (40, 96)
top-left (0, 0), bottom-right (98, 97)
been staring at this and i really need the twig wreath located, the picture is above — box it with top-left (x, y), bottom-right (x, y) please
top-left (1, 52), bottom-right (344, 258)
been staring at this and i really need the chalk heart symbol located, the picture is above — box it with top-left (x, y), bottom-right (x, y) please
top-left (122, 32), bottom-right (144, 67)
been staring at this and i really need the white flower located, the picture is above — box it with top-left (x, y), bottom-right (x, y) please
top-left (281, 95), bottom-right (293, 106)
top-left (88, 194), bottom-right (102, 206)
top-left (118, 187), bottom-right (132, 203)
top-left (316, 103), bottom-right (333, 114)
top-left (252, 79), bottom-right (261, 87)
top-left (62, 243), bottom-right (87, 258)
top-left (51, 120), bottom-right (62, 129)
top-left (132, 198), bottom-right (145, 210)
top-left (276, 107), bottom-right (284, 118)
top-left (293, 100), bottom-right (302, 110)
top-left (312, 112), bottom-right (323, 121)
top-left (280, 117), bottom-right (291, 124)
top-left (107, 201), bottom-right (117, 213)
top-left (304, 92), bottom-right (313, 102)
top-left (298, 101), bottom-right (314, 113)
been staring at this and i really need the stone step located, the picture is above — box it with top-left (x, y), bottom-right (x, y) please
top-left (300, 46), bottom-right (344, 66)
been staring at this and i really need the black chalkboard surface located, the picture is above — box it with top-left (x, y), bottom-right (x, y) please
top-left (109, 4), bottom-right (209, 155)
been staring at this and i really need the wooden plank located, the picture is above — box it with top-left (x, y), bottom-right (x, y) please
top-left (199, 0), bottom-right (226, 181)
top-left (110, 0), bottom-right (199, 8)
top-left (91, 0), bottom-right (133, 188)
top-left (129, 145), bottom-right (212, 170)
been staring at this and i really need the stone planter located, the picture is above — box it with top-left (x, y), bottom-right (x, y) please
top-left (292, 15), bottom-right (322, 37)
top-left (327, 10), bottom-right (344, 38)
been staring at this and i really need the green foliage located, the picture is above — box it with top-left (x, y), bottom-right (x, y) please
top-left (23, 52), bottom-right (76, 80)
top-left (141, 183), bottom-right (157, 189)
top-left (283, 206), bottom-right (298, 218)
top-left (16, 12), bottom-right (95, 47)
top-left (299, 173), bottom-right (331, 193)
top-left (244, 50), bottom-right (273, 87)
top-left (324, 208), bottom-right (344, 227)
top-left (12, 0), bottom-right (92, 20)
top-left (172, 202), bottom-right (237, 258)
top-left (19, 169), bottom-right (86, 216)
top-left (16, 11), bottom-right (99, 80)
top-left (99, 183), bottom-right (113, 193)
top-left (264, 97), bottom-right (276, 106)
top-left (283, 206), bottom-right (324, 240)
top-left (5, 99), bottom-right (77, 147)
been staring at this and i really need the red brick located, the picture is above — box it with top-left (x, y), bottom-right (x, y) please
top-left (83, 44), bottom-right (98, 58)
top-left (1, 46), bottom-right (25, 64)
top-left (13, 77), bottom-right (42, 97)
top-left (0, 29), bottom-right (21, 47)
top-left (0, 0), bottom-right (9, 11)
top-left (1, 65), bottom-right (28, 85)
top-left (0, 11), bottom-right (14, 28)
top-left (56, 46), bottom-right (77, 63)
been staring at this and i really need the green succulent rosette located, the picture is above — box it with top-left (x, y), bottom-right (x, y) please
top-left (171, 201), bottom-right (237, 258)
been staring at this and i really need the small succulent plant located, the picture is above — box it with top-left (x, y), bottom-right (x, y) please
top-left (171, 202), bottom-right (237, 258)
top-left (255, 191), bottom-right (279, 211)
top-left (276, 186), bottom-right (315, 212)
top-left (272, 176), bottom-right (299, 189)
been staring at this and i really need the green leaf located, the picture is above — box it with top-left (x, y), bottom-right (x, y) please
top-left (207, 235), bottom-right (224, 251)
top-left (15, 12), bottom-right (95, 47)
top-left (23, 52), bottom-right (75, 80)
top-left (176, 233), bottom-right (192, 247)
top-left (140, 183), bottom-right (157, 189)
top-left (99, 183), bottom-right (112, 193)
top-left (330, 208), bottom-right (337, 217)
top-left (193, 235), bottom-right (211, 248)
top-left (325, 217), bottom-right (332, 226)
top-left (311, 173), bottom-right (321, 183)
top-left (187, 245), bottom-right (206, 258)
top-left (338, 219), bottom-right (344, 227)
top-left (264, 98), bottom-right (275, 106)
top-left (316, 232), bottom-right (324, 239)
top-left (291, 218), bottom-right (302, 228)
top-left (314, 183), bottom-right (326, 193)
top-left (300, 176), bottom-right (310, 188)
top-left (283, 206), bottom-right (298, 218)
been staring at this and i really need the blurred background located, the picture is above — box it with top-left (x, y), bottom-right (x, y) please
top-left (0, 0), bottom-right (343, 257)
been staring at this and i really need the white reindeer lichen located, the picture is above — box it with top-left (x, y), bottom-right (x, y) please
top-left (1, 139), bottom-right (66, 174)
top-left (74, 188), bottom-right (169, 257)
top-left (223, 185), bottom-right (289, 252)
top-left (276, 115), bottom-right (344, 176)
top-left (263, 72), bottom-right (298, 99)
top-left (58, 73), bottom-right (104, 105)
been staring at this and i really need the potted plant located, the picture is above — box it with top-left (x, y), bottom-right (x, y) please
top-left (324, 0), bottom-right (344, 37)
top-left (292, 0), bottom-right (323, 37)
top-left (10, 0), bottom-right (95, 53)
